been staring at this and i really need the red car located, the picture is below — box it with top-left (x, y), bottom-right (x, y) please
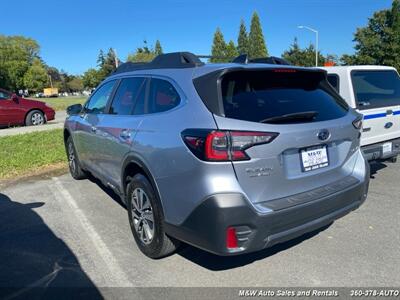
top-left (0, 89), bottom-right (55, 127)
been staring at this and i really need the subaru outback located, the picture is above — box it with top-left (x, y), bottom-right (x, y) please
top-left (64, 52), bottom-right (370, 258)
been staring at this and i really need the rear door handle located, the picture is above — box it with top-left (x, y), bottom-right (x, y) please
top-left (120, 129), bottom-right (131, 140)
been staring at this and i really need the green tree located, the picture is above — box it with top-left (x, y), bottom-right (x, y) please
top-left (226, 40), bottom-right (239, 60)
top-left (127, 40), bottom-right (160, 62)
top-left (248, 12), bottom-right (268, 58)
top-left (0, 35), bottom-right (40, 90)
top-left (237, 19), bottom-right (249, 55)
top-left (67, 77), bottom-right (84, 92)
top-left (155, 40), bottom-right (163, 55)
top-left (210, 28), bottom-right (227, 62)
top-left (350, 0), bottom-right (400, 69)
top-left (82, 68), bottom-right (103, 89)
top-left (282, 38), bottom-right (326, 67)
top-left (340, 54), bottom-right (357, 65)
top-left (23, 58), bottom-right (48, 92)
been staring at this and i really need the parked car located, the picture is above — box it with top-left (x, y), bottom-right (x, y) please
top-left (64, 52), bottom-right (370, 258)
top-left (0, 89), bottom-right (55, 127)
top-left (321, 66), bottom-right (400, 162)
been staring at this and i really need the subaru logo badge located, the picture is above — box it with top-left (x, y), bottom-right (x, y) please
top-left (385, 122), bottom-right (393, 129)
top-left (318, 129), bottom-right (331, 141)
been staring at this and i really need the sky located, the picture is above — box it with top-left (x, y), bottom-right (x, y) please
top-left (1, 0), bottom-right (395, 75)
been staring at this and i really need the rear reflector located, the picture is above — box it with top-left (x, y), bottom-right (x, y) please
top-left (182, 129), bottom-right (278, 162)
top-left (226, 227), bottom-right (239, 249)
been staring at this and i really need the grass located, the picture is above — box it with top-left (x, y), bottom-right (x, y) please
top-left (31, 96), bottom-right (87, 111)
top-left (0, 129), bottom-right (67, 179)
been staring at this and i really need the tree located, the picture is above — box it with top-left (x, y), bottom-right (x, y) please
top-left (82, 68), bottom-right (103, 89)
top-left (67, 77), bottom-right (84, 92)
top-left (282, 38), bottom-right (326, 67)
top-left (127, 40), bottom-right (160, 62)
top-left (0, 35), bottom-right (41, 90)
top-left (210, 28), bottom-right (227, 62)
top-left (248, 12), bottom-right (268, 58)
top-left (340, 54), bottom-right (357, 65)
top-left (226, 40), bottom-right (239, 60)
top-left (155, 40), bottom-right (163, 56)
top-left (350, 0), bottom-right (400, 69)
top-left (237, 19), bottom-right (249, 55)
top-left (23, 58), bottom-right (48, 92)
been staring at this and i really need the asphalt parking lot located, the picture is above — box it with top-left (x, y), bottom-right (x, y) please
top-left (0, 160), bottom-right (399, 293)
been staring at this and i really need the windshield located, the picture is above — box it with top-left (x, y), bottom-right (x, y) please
top-left (220, 70), bottom-right (348, 124)
top-left (351, 70), bottom-right (400, 110)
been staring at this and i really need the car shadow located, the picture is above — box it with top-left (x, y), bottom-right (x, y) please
top-left (176, 223), bottom-right (332, 271)
top-left (369, 161), bottom-right (387, 179)
top-left (0, 193), bottom-right (102, 299)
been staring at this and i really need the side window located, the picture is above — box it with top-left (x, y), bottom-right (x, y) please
top-left (147, 78), bottom-right (180, 114)
top-left (0, 91), bottom-right (10, 100)
top-left (327, 74), bottom-right (339, 92)
top-left (109, 77), bottom-right (145, 115)
top-left (85, 80), bottom-right (116, 114)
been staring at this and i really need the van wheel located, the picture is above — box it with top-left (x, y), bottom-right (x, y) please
top-left (66, 136), bottom-right (87, 180)
top-left (127, 174), bottom-right (179, 258)
top-left (390, 156), bottom-right (397, 163)
top-left (26, 110), bottom-right (45, 126)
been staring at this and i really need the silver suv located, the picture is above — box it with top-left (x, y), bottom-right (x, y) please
top-left (64, 52), bottom-right (370, 258)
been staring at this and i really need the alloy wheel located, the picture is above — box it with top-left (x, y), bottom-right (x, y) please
top-left (68, 142), bottom-right (76, 174)
top-left (131, 188), bottom-right (155, 244)
top-left (31, 112), bottom-right (44, 125)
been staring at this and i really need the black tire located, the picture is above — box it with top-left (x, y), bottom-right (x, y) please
top-left (25, 110), bottom-right (45, 126)
top-left (390, 156), bottom-right (397, 163)
top-left (127, 174), bottom-right (179, 258)
top-left (66, 136), bottom-right (87, 180)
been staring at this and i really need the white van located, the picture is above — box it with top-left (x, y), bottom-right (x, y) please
top-left (321, 66), bottom-right (400, 162)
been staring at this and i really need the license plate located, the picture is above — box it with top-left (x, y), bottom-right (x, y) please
top-left (382, 142), bottom-right (392, 155)
top-left (300, 145), bottom-right (329, 172)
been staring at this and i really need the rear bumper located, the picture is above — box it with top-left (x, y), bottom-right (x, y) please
top-left (165, 165), bottom-right (369, 256)
top-left (362, 138), bottom-right (400, 161)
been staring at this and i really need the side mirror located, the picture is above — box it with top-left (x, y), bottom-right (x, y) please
top-left (67, 103), bottom-right (83, 115)
top-left (11, 94), bottom-right (19, 103)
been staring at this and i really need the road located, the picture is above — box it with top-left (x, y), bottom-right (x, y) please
top-left (0, 111), bottom-right (66, 137)
top-left (0, 160), bottom-right (399, 298)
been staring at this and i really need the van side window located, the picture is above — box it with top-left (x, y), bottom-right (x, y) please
top-left (85, 80), bottom-right (116, 114)
top-left (327, 74), bottom-right (340, 92)
top-left (109, 78), bottom-right (146, 115)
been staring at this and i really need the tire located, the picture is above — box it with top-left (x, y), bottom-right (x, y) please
top-left (66, 136), bottom-right (87, 180)
top-left (26, 110), bottom-right (45, 126)
top-left (126, 174), bottom-right (179, 258)
top-left (390, 156), bottom-right (397, 163)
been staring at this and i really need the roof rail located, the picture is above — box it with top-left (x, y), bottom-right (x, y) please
top-left (113, 52), bottom-right (204, 74)
top-left (231, 54), bottom-right (291, 65)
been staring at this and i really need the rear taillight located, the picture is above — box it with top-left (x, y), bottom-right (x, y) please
top-left (182, 129), bottom-right (278, 161)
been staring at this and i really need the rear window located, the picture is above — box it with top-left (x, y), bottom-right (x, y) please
top-left (351, 70), bottom-right (400, 110)
top-left (221, 70), bottom-right (348, 124)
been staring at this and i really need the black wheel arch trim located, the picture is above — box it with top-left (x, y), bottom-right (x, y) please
top-left (121, 154), bottom-right (165, 217)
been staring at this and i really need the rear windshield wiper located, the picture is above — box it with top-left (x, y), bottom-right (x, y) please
top-left (260, 111), bottom-right (319, 124)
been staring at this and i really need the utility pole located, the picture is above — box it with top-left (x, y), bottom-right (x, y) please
top-left (112, 48), bottom-right (119, 68)
top-left (298, 25), bottom-right (319, 67)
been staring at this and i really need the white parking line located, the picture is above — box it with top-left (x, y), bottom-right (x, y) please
top-left (52, 177), bottom-right (132, 287)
